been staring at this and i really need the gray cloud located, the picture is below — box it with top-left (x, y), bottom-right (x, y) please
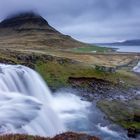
top-left (0, 0), bottom-right (140, 43)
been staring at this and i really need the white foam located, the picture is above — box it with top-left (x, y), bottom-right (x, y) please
top-left (97, 123), bottom-right (119, 137)
top-left (0, 64), bottom-right (65, 137)
top-left (133, 61), bottom-right (140, 73)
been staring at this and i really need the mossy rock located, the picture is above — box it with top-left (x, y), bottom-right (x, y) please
top-left (97, 99), bottom-right (140, 137)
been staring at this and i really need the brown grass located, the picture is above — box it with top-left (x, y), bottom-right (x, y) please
top-left (0, 132), bottom-right (100, 140)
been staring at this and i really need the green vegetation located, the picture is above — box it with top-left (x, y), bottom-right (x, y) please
top-left (0, 49), bottom-right (139, 90)
top-left (67, 45), bottom-right (114, 53)
top-left (97, 100), bottom-right (140, 130)
top-left (35, 61), bottom-right (101, 89)
top-left (0, 12), bottom-right (140, 138)
top-left (35, 59), bottom-right (140, 90)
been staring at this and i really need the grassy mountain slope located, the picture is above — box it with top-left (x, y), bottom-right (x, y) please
top-left (0, 12), bottom-right (90, 50)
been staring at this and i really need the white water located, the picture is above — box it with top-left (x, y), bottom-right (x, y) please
top-left (133, 61), bottom-right (140, 73)
top-left (0, 64), bottom-right (65, 136)
top-left (97, 124), bottom-right (119, 137)
top-left (0, 64), bottom-right (93, 137)
top-left (51, 92), bottom-right (91, 122)
top-left (0, 63), bottom-right (137, 139)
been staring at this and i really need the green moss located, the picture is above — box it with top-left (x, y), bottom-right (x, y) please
top-left (97, 100), bottom-right (140, 130)
top-left (120, 121), bottom-right (140, 129)
top-left (35, 59), bottom-right (140, 90)
top-left (35, 61), bottom-right (102, 89)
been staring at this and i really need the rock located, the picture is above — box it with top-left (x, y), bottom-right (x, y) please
top-left (127, 127), bottom-right (137, 138)
top-left (95, 65), bottom-right (116, 73)
top-left (97, 99), bottom-right (140, 138)
top-left (134, 113), bottom-right (140, 122)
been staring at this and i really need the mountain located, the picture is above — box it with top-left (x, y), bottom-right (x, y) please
top-left (118, 39), bottom-right (140, 46)
top-left (0, 12), bottom-right (88, 50)
top-left (100, 39), bottom-right (140, 46)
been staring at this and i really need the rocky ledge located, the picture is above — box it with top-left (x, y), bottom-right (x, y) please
top-left (68, 77), bottom-right (140, 138)
top-left (68, 77), bottom-right (138, 101)
top-left (0, 132), bottom-right (100, 140)
top-left (97, 97), bottom-right (140, 138)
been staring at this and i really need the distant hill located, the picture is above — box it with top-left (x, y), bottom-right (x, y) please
top-left (0, 12), bottom-right (89, 50)
top-left (100, 39), bottom-right (140, 46)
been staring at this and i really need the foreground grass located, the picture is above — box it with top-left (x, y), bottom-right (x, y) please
top-left (0, 132), bottom-right (100, 140)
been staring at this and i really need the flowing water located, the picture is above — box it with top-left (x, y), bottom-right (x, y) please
top-left (52, 90), bottom-right (131, 140)
top-left (0, 64), bottom-right (65, 136)
top-left (0, 64), bottom-right (139, 140)
top-left (133, 61), bottom-right (140, 73)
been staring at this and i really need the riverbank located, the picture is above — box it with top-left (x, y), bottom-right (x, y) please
top-left (0, 48), bottom-right (139, 89)
top-left (0, 48), bottom-right (140, 138)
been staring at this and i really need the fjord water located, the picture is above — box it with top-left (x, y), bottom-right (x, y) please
top-left (100, 44), bottom-right (140, 53)
top-left (0, 64), bottom-right (137, 140)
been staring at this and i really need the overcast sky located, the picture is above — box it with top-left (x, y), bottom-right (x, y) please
top-left (0, 0), bottom-right (139, 43)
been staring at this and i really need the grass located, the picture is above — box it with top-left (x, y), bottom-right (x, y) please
top-left (0, 48), bottom-right (140, 90)
top-left (67, 45), bottom-right (114, 53)
top-left (35, 61), bottom-right (100, 89)
top-left (35, 59), bottom-right (140, 90)
top-left (0, 132), bottom-right (100, 140)
top-left (0, 134), bottom-right (49, 140)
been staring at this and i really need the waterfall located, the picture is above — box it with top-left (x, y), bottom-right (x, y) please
top-left (0, 63), bottom-right (131, 140)
top-left (0, 64), bottom-right (65, 137)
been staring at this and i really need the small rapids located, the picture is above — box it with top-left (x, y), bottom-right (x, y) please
top-left (133, 61), bottom-right (140, 73)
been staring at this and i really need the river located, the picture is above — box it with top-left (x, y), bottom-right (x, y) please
top-left (0, 64), bottom-right (139, 140)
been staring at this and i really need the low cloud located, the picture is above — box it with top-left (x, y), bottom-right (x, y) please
top-left (0, 0), bottom-right (139, 43)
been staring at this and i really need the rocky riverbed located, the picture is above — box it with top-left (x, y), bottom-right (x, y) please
top-left (66, 76), bottom-right (140, 139)
top-left (68, 77), bottom-right (140, 101)
top-left (0, 49), bottom-right (140, 139)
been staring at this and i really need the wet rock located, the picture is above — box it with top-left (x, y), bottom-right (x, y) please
top-left (127, 127), bottom-right (137, 138)
top-left (134, 113), bottom-right (140, 122)
top-left (97, 99), bottom-right (140, 138)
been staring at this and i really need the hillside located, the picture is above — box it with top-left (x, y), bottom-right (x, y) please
top-left (0, 12), bottom-right (88, 50)
top-left (0, 12), bottom-right (140, 139)
top-left (0, 12), bottom-right (139, 89)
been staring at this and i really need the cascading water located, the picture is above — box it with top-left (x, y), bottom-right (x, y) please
top-left (0, 63), bottom-right (137, 140)
top-left (0, 64), bottom-right (65, 137)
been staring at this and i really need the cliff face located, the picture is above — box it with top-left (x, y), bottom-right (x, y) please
top-left (0, 12), bottom-right (88, 49)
